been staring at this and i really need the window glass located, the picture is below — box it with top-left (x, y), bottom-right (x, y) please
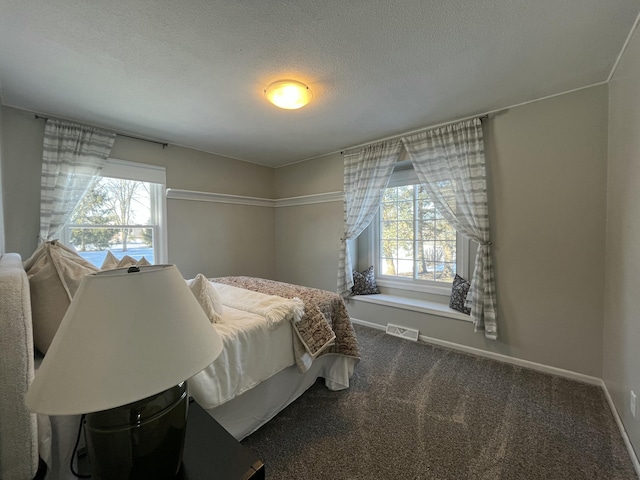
top-left (64, 160), bottom-right (167, 267)
top-left (378, 183), bottom-right (457, 285)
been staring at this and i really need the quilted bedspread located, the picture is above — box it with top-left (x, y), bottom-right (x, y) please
top-left (211, 276), bottom-right (360, 372)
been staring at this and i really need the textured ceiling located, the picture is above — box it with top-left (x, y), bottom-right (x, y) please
top-left (0, 1), bottom-right (638, 167)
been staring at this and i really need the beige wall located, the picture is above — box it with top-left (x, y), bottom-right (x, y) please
top-left (604, 23), bottom-right (640, 456)
top-left (0, 98), bottom-right (5, 254)
top-left (274, 153), bottom-right (343, 198)
top-left (110, 135), bottom-right (275, 199)
top-left (484, 85), bottom-right (608, 376)
top-left (277, 86), bottom-right (609, 377)
top-left (275, 201), bottom-right (343, 292)
top-left (169, 200), bottom-right (274, 280)
top-left (2, 108), bottom-right (44, 257)
top-left (274, 153), bottom-right (344, 291)
top-left (1, 106), bottom-right (276, 280)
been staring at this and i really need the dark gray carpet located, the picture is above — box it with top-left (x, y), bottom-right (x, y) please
top-left (242, 324), bottom-right (637, 479)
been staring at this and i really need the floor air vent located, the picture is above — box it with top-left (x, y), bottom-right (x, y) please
top-left (385, 324), bottom-right (419, 342)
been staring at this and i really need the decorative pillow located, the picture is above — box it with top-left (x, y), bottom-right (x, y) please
top-left (23, 241), bottom-right (99, 354)
top-left (100, 250), bottom-right (119, 270)
top-left (449, 274), bottom-right (471, 315)
top-left (101, 252), bottom-right (152, 270)
top-left (116, 255), bottom-right (138, 268)
top-left (188, 274), bottom-right (224, 323)
top-left (351, 266), bottom-right (380, 295)
top-left (136, 256), bottom-right (151, 267)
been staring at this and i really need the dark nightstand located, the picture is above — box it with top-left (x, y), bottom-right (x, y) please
top-left (178, 399), bottom-right (265, 480)
top-left (77, 399), bottom-right (265, 479)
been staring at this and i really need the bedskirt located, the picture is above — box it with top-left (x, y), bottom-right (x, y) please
top-left (204, 353), bottom-right (357, 440)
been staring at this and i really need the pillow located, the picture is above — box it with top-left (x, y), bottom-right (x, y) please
top-left (101, 252), bottom-right (152, 270)
top-left (351, 266), bottom-right (380, 295)
top-left (24, 241), bottom-right (99, 354)
top-left (116, 255), bottom-right (138, 268)
top-left (136, 256), bottom-right (151, 267)
top-left (188, 274), bottom-right (224, 323)
top-left (100, 250), bottom-right (119, 270)
top-left (449, 274), bottom-right (471, 315)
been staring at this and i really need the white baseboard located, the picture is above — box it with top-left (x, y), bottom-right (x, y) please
top-left (601, 380), bottom-right (640, 477)
top-left (350, 317), bottom-right (640, 475)
top-left (351, 317), bottom-right (387, 332)
top-left (420, 333), bottom-right (602, 386)
top-left (350, 317), bottom-right (600, 385)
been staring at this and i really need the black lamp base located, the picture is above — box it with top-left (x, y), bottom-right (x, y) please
top-left (84, 382), bottom-right (188, 480)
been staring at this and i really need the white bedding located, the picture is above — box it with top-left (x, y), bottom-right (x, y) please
top-left (36, 280), bottom-right (357, 479)
top-left (188, 305), bottom-right (295, 409)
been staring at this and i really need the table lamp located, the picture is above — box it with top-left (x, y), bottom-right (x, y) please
top-left (25, 264), bottom-right (224, 480)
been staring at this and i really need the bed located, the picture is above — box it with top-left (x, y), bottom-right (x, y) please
top-left (191, 276), bottom-right (360, 440)
top-left (0, 250), bottom-right (360, 480)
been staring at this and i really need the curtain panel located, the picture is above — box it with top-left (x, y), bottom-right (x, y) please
top-left (39, 120), bottom-right (116, 242)
top-left (401, 118), bottom-right (497, 339)
top-left (337, 141), bottom-right (402, 297)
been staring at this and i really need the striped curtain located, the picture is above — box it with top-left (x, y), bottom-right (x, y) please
top-left (39, 119), bottom-right (116, 242)
top-left (337, 140), bottom-right (402, 296)
top-left (402, 118), bottom-right (498, 339)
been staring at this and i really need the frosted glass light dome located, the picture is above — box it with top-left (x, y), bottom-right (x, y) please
top-left (264, 80), bottom-right (312, 109)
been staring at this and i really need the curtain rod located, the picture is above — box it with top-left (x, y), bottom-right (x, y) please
top-left (340, 112), bottom-right (494, 155)
top-left (34, 115), bottom-right (169, 149)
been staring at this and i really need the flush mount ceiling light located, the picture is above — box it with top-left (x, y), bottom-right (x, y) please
top-left (264, 80), bottom-right (312, 109)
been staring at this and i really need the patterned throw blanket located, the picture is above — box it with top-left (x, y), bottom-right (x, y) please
top-left (211, 277), bottom-right (360, 373)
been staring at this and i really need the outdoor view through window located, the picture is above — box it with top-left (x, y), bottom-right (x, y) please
top-left (66, 176), bottom-right (158, 267)
top-left (380, 184), bottom-right (456, 283)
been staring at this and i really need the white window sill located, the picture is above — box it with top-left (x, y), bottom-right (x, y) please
top-left (347, 294), bottom-right (473, 322)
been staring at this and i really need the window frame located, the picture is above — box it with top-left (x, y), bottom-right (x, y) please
top-left (62, 158), bottom-right (168, 264)
top-left (372, 166), bottom-right (470, 297)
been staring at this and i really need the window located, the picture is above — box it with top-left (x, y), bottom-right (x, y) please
top-left (63, 159), bottom-right (167, 267)
top-left (374, 165), bottom-right (468, 295)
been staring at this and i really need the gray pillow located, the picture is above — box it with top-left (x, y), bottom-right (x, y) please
top-left (449, 274), bottom-right (471, 315)
top-left (351, 266), bottom-right (380, 295)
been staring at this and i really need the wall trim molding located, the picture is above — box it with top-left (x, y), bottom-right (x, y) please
top-left (275, 191), bottom-right (344, 207)
top-left (166, 189), bottom-right (274, 207)
top-left (350, 317), bottom-right (640, 476)
top-left (166, 188), bottom-right (343, 208)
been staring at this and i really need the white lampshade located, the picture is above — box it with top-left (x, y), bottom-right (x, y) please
top-left (26, 264), bottom-right (223, 416)
top-left (264, 80), bottom-right (312, 109)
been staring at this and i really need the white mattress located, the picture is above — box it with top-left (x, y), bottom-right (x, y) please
top-left (188, 305), bottom-right (295, 409)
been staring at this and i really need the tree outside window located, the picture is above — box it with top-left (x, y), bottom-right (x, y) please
top-left (66, 176), bottom-right (158, 266)
top-left (380, 184), bottom-right (457, 284)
